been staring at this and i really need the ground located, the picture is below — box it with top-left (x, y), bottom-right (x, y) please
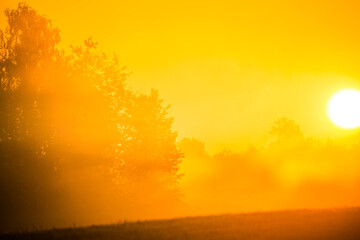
top-left (2, 208), bottom-right (360, 240)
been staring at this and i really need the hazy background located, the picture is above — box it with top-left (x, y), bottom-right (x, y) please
top-left (2, 0), bottom-right (360, 153)
top-left (1, 0), bottom-right (360, 234)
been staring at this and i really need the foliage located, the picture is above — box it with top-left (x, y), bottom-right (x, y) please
top-left (0, 3), bottom-right (183, 231)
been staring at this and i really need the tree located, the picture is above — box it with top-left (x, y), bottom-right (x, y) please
top-left (0, 3), bottom-right (183, 230)
top-left (269, 117), bottom-right (304, 150)
top-left (109, 89), bottom-right (183, 210)
top-left (0, 2), bottom-right (60, 150)
top-left (68, 38), bottom-right (183, 196)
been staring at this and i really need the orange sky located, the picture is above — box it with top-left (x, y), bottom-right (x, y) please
top-left (2, 0), bottom-right (360, 153)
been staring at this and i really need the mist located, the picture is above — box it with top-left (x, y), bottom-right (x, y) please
top-left (1, 3), bottom-right (360, 234)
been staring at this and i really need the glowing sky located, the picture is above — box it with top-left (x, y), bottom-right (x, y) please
top-left (2, 0), bottom-right (360, 152)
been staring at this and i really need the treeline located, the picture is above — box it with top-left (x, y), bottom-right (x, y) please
top-left (179, 118), bottom-right (360, 215)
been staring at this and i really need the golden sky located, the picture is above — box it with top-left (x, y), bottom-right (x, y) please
top-left (2, 0), bottom-right (360, 152)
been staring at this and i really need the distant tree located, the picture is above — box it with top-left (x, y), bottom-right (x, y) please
top-left (269, 117), bottom-right (304, 149)
top-left (179, 138), bottom-right (209, 160)
top-left (178, 138), bottom-right (212, 182)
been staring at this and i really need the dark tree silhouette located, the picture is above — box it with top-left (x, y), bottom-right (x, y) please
top-left (0, 3), bottom-right (183, 231)
top-left (0, 3), bottom-right (65, 231)
top-left (0, 2), bottom-right (61, 154)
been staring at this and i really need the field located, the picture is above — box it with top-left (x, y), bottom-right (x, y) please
top-left (2, 208), bottom-right (360, 240)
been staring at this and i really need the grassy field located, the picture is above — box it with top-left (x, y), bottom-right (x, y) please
top-left (2, 208), bottom-right (360, 240)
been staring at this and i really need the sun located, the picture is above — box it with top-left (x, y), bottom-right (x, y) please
top-left (327, 89), bottom-right (360, 129)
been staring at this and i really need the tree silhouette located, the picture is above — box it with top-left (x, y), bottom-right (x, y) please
top-left (269, 117), bottom-right (304, 150)
top-left (0, 2), bottom-right (61, 153)
top-left (0, 4), bottom-right (65, 231)
top-left (68, 38), bottom-right (183, 196)
top-left (0, 3), bottom-right (183, 231)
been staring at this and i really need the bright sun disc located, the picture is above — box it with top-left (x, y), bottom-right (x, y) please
top-left (328, 89), bottom-right (360, 129)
